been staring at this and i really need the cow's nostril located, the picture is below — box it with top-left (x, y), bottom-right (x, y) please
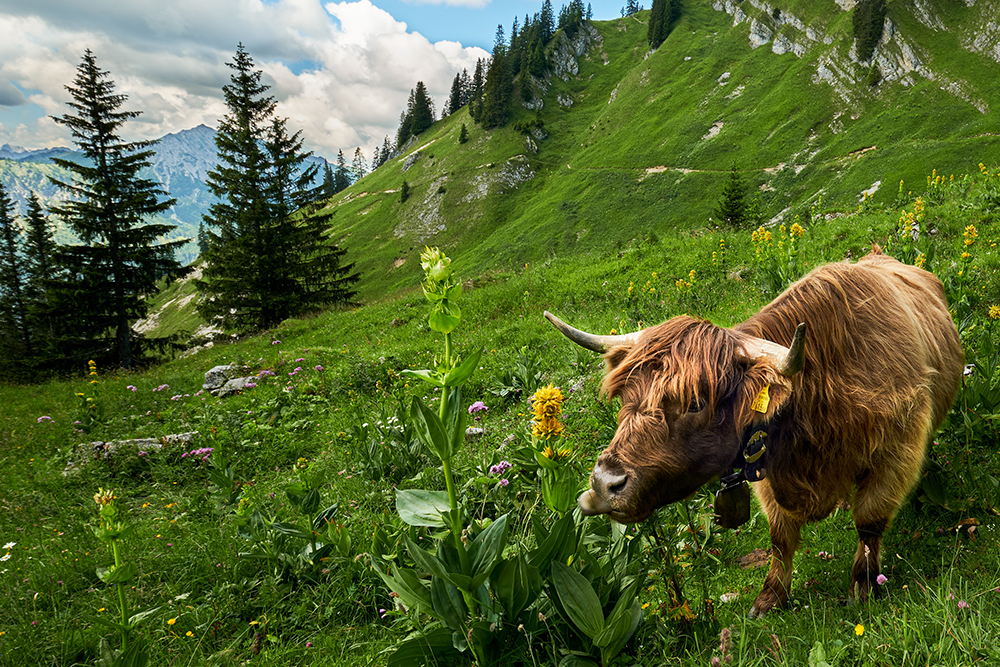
top-left (607, 475), bottom-right (628, 497)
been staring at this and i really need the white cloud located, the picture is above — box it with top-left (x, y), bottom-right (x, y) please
top-left (0, 0), bottom-right (489, 159)
top-left (401, 0), bottom-right (492, 7)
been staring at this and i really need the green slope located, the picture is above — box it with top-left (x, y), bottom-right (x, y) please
top-left (144, 0), bottom-right (1000, 334)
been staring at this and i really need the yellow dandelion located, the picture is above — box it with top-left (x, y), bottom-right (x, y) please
top-left (855, 624), bottom-right (864, 636)
top-left (186, 631), bottom-right (194, 637)
top-left (167, 618), bottom-right (177, 625)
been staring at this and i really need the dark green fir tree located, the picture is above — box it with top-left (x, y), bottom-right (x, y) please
top-left (48, 49), bottom-right (186, 370)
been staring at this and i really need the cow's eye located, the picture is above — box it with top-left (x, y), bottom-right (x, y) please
top-left (687, 396), bottom-right (705, 413)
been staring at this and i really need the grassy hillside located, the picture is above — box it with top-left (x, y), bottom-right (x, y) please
top-left (2, 157), bottom-right (1000, 665)
top-left (302, 0), bottom-right (1000, 306)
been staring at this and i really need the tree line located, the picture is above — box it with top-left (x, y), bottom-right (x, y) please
top-left (0, 46), bottom-right (358, 381)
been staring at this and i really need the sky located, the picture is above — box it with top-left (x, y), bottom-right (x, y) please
top-left (0, 0), bottom-right (627, 163)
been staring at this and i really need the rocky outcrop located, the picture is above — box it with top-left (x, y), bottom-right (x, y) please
top-left (552, 24), bottom-right (603, 81)
top-left (462, 156), bottom-right (536, 203)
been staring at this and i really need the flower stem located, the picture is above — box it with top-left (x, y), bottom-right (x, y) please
top-left (112, 540), bottom-right (128, 650)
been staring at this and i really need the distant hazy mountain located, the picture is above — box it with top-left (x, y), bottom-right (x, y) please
top-left (0, 124), bottom-right (328, 265)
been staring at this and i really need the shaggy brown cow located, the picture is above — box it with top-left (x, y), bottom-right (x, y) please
top-left (545, 247), bottom-right (963, 617)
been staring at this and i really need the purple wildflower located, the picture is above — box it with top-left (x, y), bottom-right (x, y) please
top-left (489, 460), bottom-right (513, 476)
top-left (127, 385), bottom-right (137, 392)
top-left (37, 416), bottom-right (53, 423)
top-left (314, 365), bottom-right (324, 372)
top-left (272, 340), bottom-right (281, 345)
top-left (153, 384), bottom-right (169, 392)
top-left (245, 382), bottom-right (258, 389)
top-left (171, 395), bottom-right (183, 401)
top-left (500, 479), bottom-right (509, 487)
top-left (468, 401), bottom-right (488, 414)
top-left (258, 370), bottom-right (275, 377)
top-left (296, 358), bottom-right (305, 362)
top-left (958, 600), bottom-right (970, 610)
top-left (876, 574), bottom-right (888, 586)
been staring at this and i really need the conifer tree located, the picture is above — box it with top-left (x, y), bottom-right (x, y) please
top-left (370, 145), bottom-right (381, 172)
top-left (322, 161), bottom-right (336, 197)
top-left (198, 44), bottom-right (357, 333)
top-left (459, 124), bottom-right (469, 144)
top-left (48, 49), bottom-right (185, 369)
top-left (410, 81), bottom-right (435, 135)
top-left (0, 183), bottom-right (31, 358)
top-left (21, 192), bottom-right (61, 360)
top-left (447, 72), bottom-right (463, 115)
top-left (480, 25), bottom-right (513, 129)
top-left (352, 147), bottom-right (367, 181)
top-left (714, 164), bottom-right (751, 228)
top-left (540, 0), bottom-right (555, 41)
top-left (380, 136), bottom-right (394, 165)
top-left (334, 149), bottom-right (351, 192)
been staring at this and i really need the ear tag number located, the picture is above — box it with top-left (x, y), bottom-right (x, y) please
top-left (750, 384), bottom-right (771, 413)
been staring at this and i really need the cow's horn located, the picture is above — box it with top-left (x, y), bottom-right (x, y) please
top-left (544, 311), bottom-right (645, 353)
top-left (742, 322), bottom-right (807, 377)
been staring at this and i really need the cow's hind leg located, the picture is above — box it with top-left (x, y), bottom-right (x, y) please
top-left (850, 436), bottom-right (925, 603)
top-left (749, 480), bottom-right (804, 618)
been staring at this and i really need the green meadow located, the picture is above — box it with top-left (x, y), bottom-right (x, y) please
top-left (5, 2), bottom-right (1000, 665)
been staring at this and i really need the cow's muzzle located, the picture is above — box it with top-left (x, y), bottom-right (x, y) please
top-left (578, 462), bottom-right (628, 516)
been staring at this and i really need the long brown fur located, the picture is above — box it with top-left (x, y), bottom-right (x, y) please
top-left (584, 247), bottom-right (963, 615)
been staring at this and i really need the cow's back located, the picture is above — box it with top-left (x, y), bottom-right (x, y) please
top-left (738, 249), bottom-right (964, 515)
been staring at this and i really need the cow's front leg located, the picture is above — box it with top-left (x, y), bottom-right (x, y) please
top-left (749, 481), bottom-right (803, 618)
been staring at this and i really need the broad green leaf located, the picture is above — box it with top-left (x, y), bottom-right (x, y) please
top-left (431, 576), bottom-right (467, 632)
top-left (400, 369), bottom-right (445, 387)
top-left (284, 481), bottom-right (306, 497)
top-left (469, 514), bottom-right (508, 587)
top-left (299, 488), bottom-right (322, 516)
top-left (312, 503), bottom-right (339, 531)
top-left (127, 605), bottom-right (162, 626)
top-left (429, 300), bottom-right (461, 334)
top-left (445, 282), bottom-right (463, 301)
top-left (396, 489), bottom-right (451, 527)
top-left (405, 535), bottom-right (473, 591)
top-left (443, 349), bottom-right (481, 387)
top-left (552, 561), bottom-right (605, 640)
top-left (410, 396), bottom-right (452, 461)
top-left (528, 511), bottom-right (576, 572)
top-left (96, 561), bottom-right (138, 585)
top-left (443, 387), bottom-right (466, 460)
top-left (594, 599), bottom-right (641, 657)
top-left (369, 559), bottom-right (435, 618)
top-left (558, 656), bottom-right (600, 667)
top-left (386, 627), bottom-right (460, 667)
top-left (491, 554), bottom-right (542, 619)
top-left (270, 522), bottom-right (313, 541)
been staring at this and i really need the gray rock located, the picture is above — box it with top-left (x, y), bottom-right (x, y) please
top-left (217, 377), bottom-right (253, 398)
top-left (203, 364), bottom-right (235, 392)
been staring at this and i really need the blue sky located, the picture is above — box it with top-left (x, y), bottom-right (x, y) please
top-left (0, 0), bottom-right (629, 161)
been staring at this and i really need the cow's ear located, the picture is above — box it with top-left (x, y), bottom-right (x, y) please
top-left (603, 344), bottom-right (634, 373)
top-left (738, 364), bottom-right (794, 427)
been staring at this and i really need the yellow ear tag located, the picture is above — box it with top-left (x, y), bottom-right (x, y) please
top-left (750, 385), bottom-right (771, 413)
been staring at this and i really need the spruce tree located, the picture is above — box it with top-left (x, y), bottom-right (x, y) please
top-left (380, 136), bottom-right (394, 166)
top-left (370, 145), bottom-right (381, 172)
top-left (447, 72), bottom-right (463, 115)
top-left (334, 149), bottom-right (351, 192)
top-left (480, 26), bottom-right (514, 129)
top-left (22, 192), bottom-right (61, 351)
top-left (410, 81), bottom-right (434, 135)
top-left (322, 161), bottom-right (336, 197)
top-left (714, 165), bottom-right (750, 228)
top-left (352, 147), bottom-right (367, 181)
top-left (540, 0), bottom-right (555, 41)
top-left (0, 183), bottom-right (31, 358)
top-left (198, 45), bottom-right (357, 333)
top-left (48, 49), bottom-right (185, 369)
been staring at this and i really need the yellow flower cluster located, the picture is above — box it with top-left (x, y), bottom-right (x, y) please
top-left (89, 360), bottom-right (99, 386)
top-left (964, 224), bottom-right (978, 246)
top-left (675, 269), bottom-right (696, 293)
top-left (989, 305), bottom-right (1000, 320)
top-left (532, 385), bottom-right (564, 441)
top-left (541, 444), bottom-right (573, 462)
top-left (712, 238), bottom-right (726, 267)
top-left (789, 222), bottom-right (805, 238)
